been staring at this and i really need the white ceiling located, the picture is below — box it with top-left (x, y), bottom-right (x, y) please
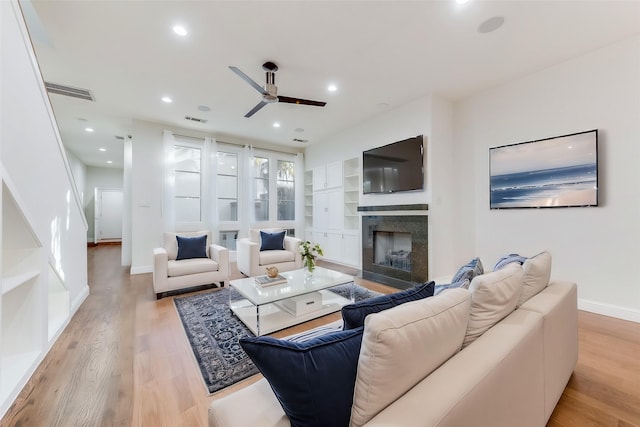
top-left (22, 0), bottom-right (640, 169)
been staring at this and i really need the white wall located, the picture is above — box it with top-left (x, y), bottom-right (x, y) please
top-left (2, 0), bottom-right (89, 308)
top-left (305, 95), bottom-right (458, 277)
top-left (64, 148), bottom-right (86, 205)
top-left (455, 36), bottom-right (640, 321)
top-left (1, 0), bottom-right (89, 414)
top-left (84, 166), bottom-right (123, 242)
top-left (129, 120), bottom-right (167, 274)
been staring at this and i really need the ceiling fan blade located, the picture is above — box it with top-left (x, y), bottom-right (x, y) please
top-left (278, 96), bottom-right (326, 107)
top-left (229, 66), bottom-right (266, 95)
top-left (245, 100), bottom-right (269, 118)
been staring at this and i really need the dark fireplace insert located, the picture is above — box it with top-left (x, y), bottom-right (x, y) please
top-left (361, 214), bottom-right (428, 289)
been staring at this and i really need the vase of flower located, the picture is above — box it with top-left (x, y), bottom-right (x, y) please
top-left (299, 240), bottom-right (323, 275)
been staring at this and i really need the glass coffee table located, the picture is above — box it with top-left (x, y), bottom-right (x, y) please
top-left (229, 267), bottom-right (354, 336)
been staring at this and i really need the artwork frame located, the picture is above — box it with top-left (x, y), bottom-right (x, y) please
top-left (489, 129), bottom-right (598, 209)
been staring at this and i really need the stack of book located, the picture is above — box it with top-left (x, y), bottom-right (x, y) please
top-left (255, 274), bottom-right (287, 287)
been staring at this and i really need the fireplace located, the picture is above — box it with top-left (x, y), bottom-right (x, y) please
top-left (373, 231), bottom-right (412, 272)
top-left (360, 206), bottom-right (428, 289)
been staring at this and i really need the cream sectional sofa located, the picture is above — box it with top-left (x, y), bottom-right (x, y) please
top-left (208, 258), bottom-right (577, 427)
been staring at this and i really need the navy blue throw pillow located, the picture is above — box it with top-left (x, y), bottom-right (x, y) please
top-left (341, 281), bottom-right (435, 330)
top-left (240, 327), bottom-right (364, 427)
top-left (260, 230), bottom-right (286, 251)
top-left (175, 235), bottom-right (207, 260)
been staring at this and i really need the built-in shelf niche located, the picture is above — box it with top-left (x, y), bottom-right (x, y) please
top-left (343, 157), bottom-right (360, 231)
top-left (1, 181), bottom-right (44, 403)
top-left (48, 265), bottom-right (68, 341)
top-left (304, 170), bottom-right (313, 230)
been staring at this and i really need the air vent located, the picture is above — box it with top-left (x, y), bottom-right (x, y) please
top-left (293, 138), bottom-right (309, 143)
top-left (44, 82), bottom-right (95, 101)
top-left (185, 116), bottom-right (208, 123)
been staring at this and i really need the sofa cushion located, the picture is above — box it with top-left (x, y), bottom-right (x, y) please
top-left (341, 281), bottom-right (435, 330)
top-left (494, 253), bottom-right (528, 270)
top-left (451, 257), bottom-right (484, 285)
top-left (517, 251), bottom-right (552, 307)
top-left (259, 250), bottom-right (295, 265)
top-left (350, 288), bottom-right (472, 427)
top-left (167, 258), bottom-right (218, 277)
top-left (176, 234), bottom-right (208, 260)
top-left (239, 327), bottom-right (364, 427)
top-left (260, 230), bottom-right (286, 251)
top-left (463, 264), bottom-right (524, 348)
top-left (434, 278), bottom-right (470, 295)
top-left (163, 231), bottom-right (211, 260)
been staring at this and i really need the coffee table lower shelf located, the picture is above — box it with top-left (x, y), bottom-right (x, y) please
top-left (230, 289), bottom-right (352, 336)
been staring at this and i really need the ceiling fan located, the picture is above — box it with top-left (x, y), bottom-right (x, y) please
top-left (229, 61), bottom-right (327, 118)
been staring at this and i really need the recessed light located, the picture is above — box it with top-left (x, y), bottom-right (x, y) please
top-left (273, 122), bottom-right (281, 128)
top-left (198, 105), bottom-right (211, 112)
top-left (162, 96), bottom-right (173, 103)
top-left (107, 160), bottom-right (113, 164)
top-left (85, 127), bottom-right (94, 132)
top-left (173, 25), bottom-right (187, 36)
top-left (327, 84), bottom-right (337, 92)
top-left (478, 16), bottom-right (505, 34)
top-left (455, 0), bottom-right (470, 4)
top-left (294, 128), bottom-right (305, 133)
top-left (99, 148), bottom-right (106, 152)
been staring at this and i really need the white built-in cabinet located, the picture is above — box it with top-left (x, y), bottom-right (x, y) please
top-left (308, 157), bottom-right (361, 267)
top-left (313, 161), bottom-right (342, 191)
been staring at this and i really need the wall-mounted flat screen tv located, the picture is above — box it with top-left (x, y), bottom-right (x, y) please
top-left (363, 135), bottom-right (424, 194)
top-left (490, 129), bottom-right (598, 209)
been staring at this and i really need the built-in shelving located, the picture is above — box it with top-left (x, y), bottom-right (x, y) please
top-left (304, 170), bottom-right (313, 231)
top-left (48, 265), bottom-right (69, 341)
top-left (343, 157), bottom-right (360, 231)
top-left (1, 181), bottom-right (44, 404)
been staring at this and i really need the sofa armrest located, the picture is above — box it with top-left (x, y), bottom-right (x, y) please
top-left (209, 243), bottom-right (230, 283)
top-left (237, 238), bottom-right (260, 277)
top-left (519, 280), bottom-right (578, 421)
top-left (284, 236), bottom-right (303, 268)
top-left (364, 309), bottom-right (546, 427)
top-left (153, 247), bottom-right (168, 292)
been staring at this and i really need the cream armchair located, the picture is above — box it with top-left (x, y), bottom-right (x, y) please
top-left (236, 229), bottom-right (302, 277)
top-left (153, 231), bottom-right (229, 299)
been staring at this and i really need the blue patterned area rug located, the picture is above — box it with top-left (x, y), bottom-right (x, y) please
top-left (173, 282), bottom-right (381, 394)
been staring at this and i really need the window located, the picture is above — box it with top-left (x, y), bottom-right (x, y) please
top-left (217, 151), bottom-right (238, 221)
top-left (253, 156), bottom-right (269, 221)
top-left (277, 160), bottom-right (295, 221)
top-left (219, 230), bottom-right (238, 251)
top-left (173, 145), bottom-right (201, 223)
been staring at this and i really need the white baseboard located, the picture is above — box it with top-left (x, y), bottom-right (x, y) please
top-left (578, 298), bottom-right (640, 323)
top-left (130, 265), bottom-right (153, 275)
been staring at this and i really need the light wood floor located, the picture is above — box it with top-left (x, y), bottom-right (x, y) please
top-left (1, 245), bottom-right (639, 426)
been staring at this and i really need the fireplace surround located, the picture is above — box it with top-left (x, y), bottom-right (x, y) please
top-left (359, 205), bottom-right (428, 289)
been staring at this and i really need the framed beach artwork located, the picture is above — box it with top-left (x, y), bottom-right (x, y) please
top-left (490, 129), bottom-right (598, 209)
